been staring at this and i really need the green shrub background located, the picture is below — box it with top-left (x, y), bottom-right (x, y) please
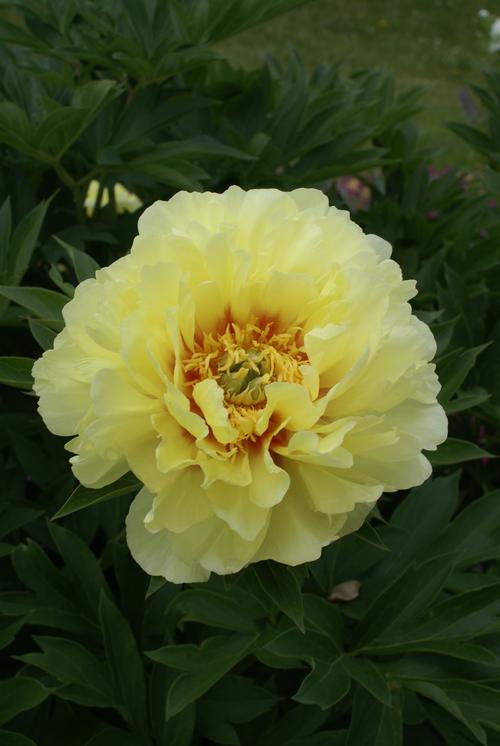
top-left (1, 1), bottom-right (500, 744)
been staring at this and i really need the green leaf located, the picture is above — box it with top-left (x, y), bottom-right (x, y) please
top-left (48, 522), bottom-right (111, 618)
top-left (148, 635), bottom-right (257, 720)
top-left (54, 236), bottom-right (100, 282)
top-left (0, 357), bottom-right (34, 389)
top-left (0, 731), bottom-right (37, 746)
top-left (175, 587), bottom-right (266, 632)
top-left (0, 677), bottom-right (50, 726)
top-left (38, 80), bottom-right (119, 158)
top-left (294, 660), bottom-right (350, 709)
top-left (408, 582), bottom-right (500, 640)
top-left (198, 674), bottom-right (279, 744)
top-left (163, 705), bottom-right (195, 746)
top-left (346, 688), bottom-right (402, 746)
top-left (10, 199), bottom-right (51, 284)
top-left (343, 657), bottom-right (391, 706)
top-left (256, 704), bottom-right (330, 746)
top-left (28, 318), bottom-right (57, 350)
top-left (447, 122), bottom-right (492, 155)
top-left (254, 561), bottom-right (305, 631)
top-left (352, 554), bottom-right (456, 649)
top-left (16, 636), bottom-right (114, 708)
top-left (0, 197), bottom-right (12, 274)
top-left (423, 701), bottom-right (485, 746)
top-left (12, 541), bottom-right (89, 635)
top-left (99, 592), bottom-right (147, 736)
top-left (360, 474), bottom-right (459, 601)
top-left (9, 431), bottom-right (54, 488)
top-left (85, 727), bottom-right (144, 746)
top-left (0, 507), bottom-right (44, 541)
top-left (444, 389), bottom-right (490, 414)
top-left (302, 594), bottom-right (344, 646)
top-left (429, 438), bottom-right (494, 466)
top-left (199, 675), bottom-right (280, 724)
top-left (355, 521), bottom-right (390, 551)
top-left (0, 616), bottom-right (26, 651)
top-left (264, 627), bottom-right (340, 662)
top-left (35, 107), bottom-right (87, 156)
top-left (147, 136), bottom-right (254, 162)
top-left (145, 576), bottom-right (166, 599)
top-left (437, 487), bottom-right (500, 564)
top-left (48, 264), bottom-right (74, 297)
top-left (438, 344), bottom-right (490, 405)
top-left (0, 286), bottom-right (67, 325)
top-left (365, 639), bottom-right (497, 664)
top-left (53, 473), bottom-right (140, 519)
top-left (0, 101), bottom-right (36, 155)
top-left (404, 680), bottom-right (487, 745)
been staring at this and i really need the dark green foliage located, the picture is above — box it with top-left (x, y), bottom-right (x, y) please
top-left (1, 1), bottom-right (500, 744)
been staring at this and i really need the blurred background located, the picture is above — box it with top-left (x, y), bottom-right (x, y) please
top-left (219, 0), bottom-right (498, 164)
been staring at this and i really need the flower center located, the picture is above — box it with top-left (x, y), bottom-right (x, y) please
top-left (184, 320), bottom-right (307, 409)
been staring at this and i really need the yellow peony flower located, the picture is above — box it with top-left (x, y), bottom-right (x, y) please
top-left (84, 179), bottom-right (143, 217)
top-left (33, 188), bottom-right (447, 583)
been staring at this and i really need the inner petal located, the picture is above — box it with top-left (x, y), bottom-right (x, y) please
top-left (183, 319), bottom-right (310, 446)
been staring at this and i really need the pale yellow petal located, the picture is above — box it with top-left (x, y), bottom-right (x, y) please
top-left (164, 381), bottom-right (208, 439)
top-left (91, 368), bottom-right (161, 417)
top-left (126, 487), bottom-right (211, 583)
top-left (153, 412), bottom-right (197, 473)
top-left (192, 379), bottom-right (239, 444)
top-left (198, 516), bottom-right (269, 575)
top-left (296, 463), bottom-right (383, 514)
top-left (248, 447), bottom-right (290, 508)
top-left (205, 481), bottom-right (269, 541)
top-left (145, 467), bottom-right (214, 533)
top-left (257, 382), bottom-right (323, 435)
top-left (199, 451), bottom-right (251, 488)
top-left (67, 435), bottom-right (128, 488)
top-left (253, 483), bottom-right (346, 566)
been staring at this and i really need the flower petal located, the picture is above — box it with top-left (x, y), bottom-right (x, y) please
top-left (192, 379), bottom-right (239, 444)
top-left (296, 463), bottom-right (382, 514)
top-left (205, 480), bottom-right (270, 541)
top-left (248, 447), bottom-right (290, 508)
top-left (253, 482), bottom-right (346, 566)
top-left (257, 382), bottom-right (323, 435)
top-left (126, 487), bottom-right (211, 583)
top-left (144, 467), bottom-right (214, 533)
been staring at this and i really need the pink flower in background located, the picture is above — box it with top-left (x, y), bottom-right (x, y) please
top-left (336, 176), bottom-right (371, 212)
top-left (428, 164), bottom-right (449, 181)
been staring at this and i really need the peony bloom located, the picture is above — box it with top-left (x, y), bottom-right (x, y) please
top-left (32, 188), bottom-right (447, 582)
top-left (84, 180), bottom-right (143, 217)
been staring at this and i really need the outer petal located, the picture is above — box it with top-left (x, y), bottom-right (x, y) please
top-left (296, 463), bottom-right (383, 515)
top-left (144, 467), bottom-right (214, 533)
top-left (126, 487), bottom-right (211, 583)
top-left (253, 483), bottom-right (346, 566)
top-left (198, 516), bottom-right (269, 575)
top-left (205, 481), bottom-right (269, 541)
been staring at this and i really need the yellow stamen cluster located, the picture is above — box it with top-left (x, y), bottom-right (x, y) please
top-left (184, 320), bottom-right (307, 439)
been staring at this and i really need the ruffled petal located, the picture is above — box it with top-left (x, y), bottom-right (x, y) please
top-left (126, 487), bottom-right (211, 583)
top-left (205, 481), bottom-right (269, 541)
top-left (192, 379), bottom-right (239, 444)
top-left (253, 481), bottom-right (346, 566)
top-left (144, 468), bottom-right (214, 533)
top-left (257, 382), bottom-right (323, 435)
